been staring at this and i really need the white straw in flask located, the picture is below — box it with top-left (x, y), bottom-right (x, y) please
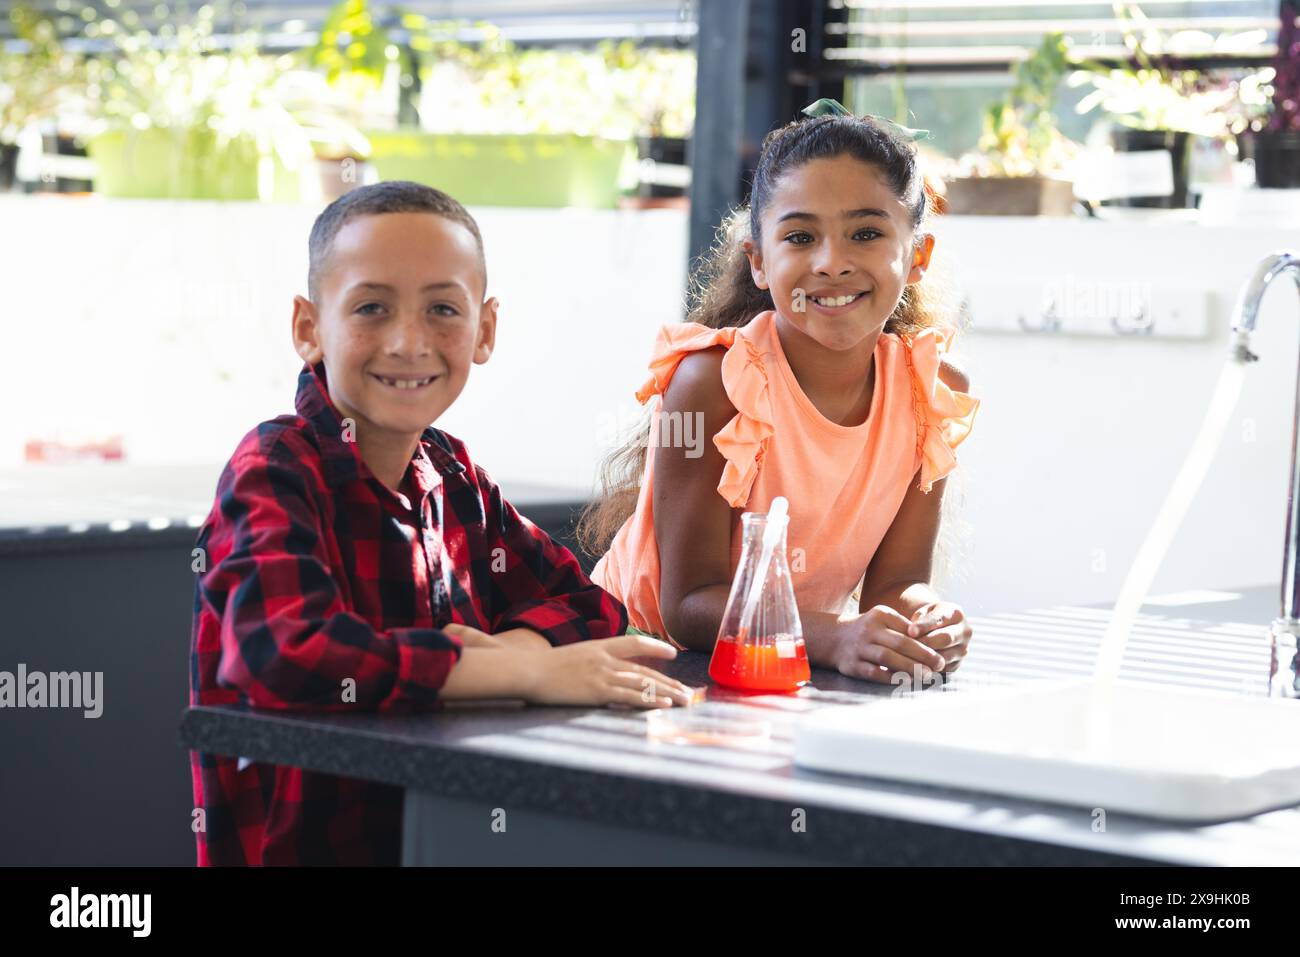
top-left (736, 496), bottom-right (788, 641)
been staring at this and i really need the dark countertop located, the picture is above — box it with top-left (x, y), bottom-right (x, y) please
top-left (179, 584), bottom-right (1300, 865)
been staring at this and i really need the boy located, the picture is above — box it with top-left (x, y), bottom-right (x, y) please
top-left (189, 181), bottom-right (693, 866)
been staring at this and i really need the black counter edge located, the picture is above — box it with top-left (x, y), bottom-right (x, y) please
top-left (177, 707), bottom-right (1164, 867)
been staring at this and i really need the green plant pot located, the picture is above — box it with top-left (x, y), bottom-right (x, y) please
top-left (87, 127), bottom-right (298, 201)
top-left (366, 131), bottom-right (635, 208)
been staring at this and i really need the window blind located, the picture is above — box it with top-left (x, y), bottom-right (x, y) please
top-left (826, 0), bottom-right (1281, 73)
top-left (2, 0), bottom-right (698, 46)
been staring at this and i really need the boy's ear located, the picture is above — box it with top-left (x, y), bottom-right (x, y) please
top-left (743, 238), bottom-right (769, 291)
top-left (292, 295), bottom-right (324, 365)
top-left (906, 233), bottom-right (936, 284)
top-left (473, 296), bottom-right (498, 365)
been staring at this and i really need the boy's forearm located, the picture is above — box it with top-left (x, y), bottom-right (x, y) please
top-left (439, 647), bottom-right (537, 701)
top-left (495, 587), bottom-right (628, 644)
top-left (497, 628), bottom-right (553, 651)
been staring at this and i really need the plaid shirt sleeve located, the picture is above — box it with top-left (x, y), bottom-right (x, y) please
top-left (472, 464), bottom-right (628, 645)
top-left (199, 446), bottom-right (464, 712)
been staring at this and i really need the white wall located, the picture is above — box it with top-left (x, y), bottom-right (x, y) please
top-left (4, 196), bottom-right (1299, 615)
top-left (933, 216), bottom-right (1300, 614)
top-left (0, 197), bottom-right (684, 487)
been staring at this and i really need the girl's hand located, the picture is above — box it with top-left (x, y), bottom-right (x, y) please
top-left (521, 634), bottom-right (696, 709)
top-left (833, 605), bottom-right (949, 685)
top-left (907, 601), bottom-right (972, 673)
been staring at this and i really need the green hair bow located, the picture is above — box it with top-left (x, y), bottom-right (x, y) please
top-left (800, 97), bottom-right (931, 141)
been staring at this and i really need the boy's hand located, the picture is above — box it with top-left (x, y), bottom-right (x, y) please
top-left (521, 634), bottom-right (696, 709)
top-left (832, 605), bottom-right (948, 685)
top-left (907, 601), bottom-right (972, 673)
top-left (442, 623), bottom-right (502, 648)
top-left (443, 624), bottom-right (550, 651)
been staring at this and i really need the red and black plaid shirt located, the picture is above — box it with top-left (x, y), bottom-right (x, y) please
top-left (189, 361), bottom-right (626, 865)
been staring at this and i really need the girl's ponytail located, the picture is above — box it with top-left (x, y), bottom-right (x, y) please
top-left (685, 208), bottom-right (772, 329)
top-left (884, 183), bottom-right (956, 338)
top-left (576, 207), bottom-right (771, 559)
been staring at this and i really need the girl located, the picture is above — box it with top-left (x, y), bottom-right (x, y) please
top-left (581, 100), bottom-right (980, 685)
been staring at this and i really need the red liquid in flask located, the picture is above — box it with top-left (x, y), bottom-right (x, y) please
top-left (709, 634), bottom-right (810, 693)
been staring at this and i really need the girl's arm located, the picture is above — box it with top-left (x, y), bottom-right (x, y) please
top-left (858, 469), bottom-right (946, 620)
top-left (857, 360), bottom-right (974, 673)
top-left (652, 349), bottom-right (873, 668)
top-left (652, 347), bottom-right (737, 651)
top-left (856, 471), bottom-right (972, 677)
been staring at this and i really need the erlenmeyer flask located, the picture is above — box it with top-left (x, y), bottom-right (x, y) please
top-left (708, 506), bottom-right (809, 693)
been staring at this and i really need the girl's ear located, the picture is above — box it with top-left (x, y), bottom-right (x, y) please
top-left (906, 233), bottom-right (936, 284)
top-left (292, 295), bottom-right (324, 364)
top-left (474, 296), bottom-right (498, 364)
top-left (743, 238), bottom-right (770, 291)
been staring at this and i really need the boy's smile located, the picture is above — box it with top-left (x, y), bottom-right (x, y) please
top-left (371, 372), bottom-right (439, 390)
top-left (291, 211), bottom-right (497, 489)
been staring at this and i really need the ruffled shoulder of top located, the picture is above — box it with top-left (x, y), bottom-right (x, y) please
top-left (898, 326), bottom-right (980, 493)
top-left (633, 315), bottom-right (774, 509)
top-left (634, 322), bottom-right (739, 404)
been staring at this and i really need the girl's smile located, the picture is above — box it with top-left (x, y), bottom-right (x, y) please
top-left (745, 154), bottom-right (932, 355)
top-left (806, 288), bottom-right (870, 313)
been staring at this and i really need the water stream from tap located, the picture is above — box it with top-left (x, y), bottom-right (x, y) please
top-left (1093, 357), bottom-right (1250, 693)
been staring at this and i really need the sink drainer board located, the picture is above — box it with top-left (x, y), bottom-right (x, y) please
top-left (793, 679), bottom-right (1300, 821)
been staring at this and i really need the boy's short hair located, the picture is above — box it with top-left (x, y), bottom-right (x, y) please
top-left (307, 180), bottom-right (487, 303)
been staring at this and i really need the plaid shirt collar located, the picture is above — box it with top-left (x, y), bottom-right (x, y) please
top-left (294, 361), bottom-right (465, 493)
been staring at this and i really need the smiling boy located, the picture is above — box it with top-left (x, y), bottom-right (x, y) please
top-left (188, 181), bottom-right (691, 866)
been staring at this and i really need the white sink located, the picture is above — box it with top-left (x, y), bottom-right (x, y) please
top-left (793, 679), bottom-right (1300, 821)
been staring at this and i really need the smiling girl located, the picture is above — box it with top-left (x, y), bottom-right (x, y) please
top-left (582, 101), bottom-right (981, 685)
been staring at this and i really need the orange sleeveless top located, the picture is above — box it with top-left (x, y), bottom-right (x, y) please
top-left (590, 310), bottom-right (979, 645)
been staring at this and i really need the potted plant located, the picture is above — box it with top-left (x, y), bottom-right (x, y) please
top-left (85, 12), bottom-right (271, 199)
top-left (363, 18), bottom-right (654, 208)
top-left (607, 41), bottom-right (695, 203)
top-left (1243, 1), bottom-right (1300, 188)
top-left (1219, 66), bottom-right (1275, 165)
top-left (946, 32), bottom-right (1080, 215)
top-left (0, 4), bottom-right (82, 191)
top-left (300, 0), bottom-right (405, 197)
top-left (83, 5), bottom-right (358, 201)
top-left (273, 70), bottom-right (376, 202)
top-left (1069, 2), bottom-right (1260, 208)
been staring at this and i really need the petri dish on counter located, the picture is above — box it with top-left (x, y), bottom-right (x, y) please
top-left (644, 701), bottom-right (772, 746)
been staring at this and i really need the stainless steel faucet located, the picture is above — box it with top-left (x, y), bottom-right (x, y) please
top-left (1230, 250), bottom-right (1300, 697)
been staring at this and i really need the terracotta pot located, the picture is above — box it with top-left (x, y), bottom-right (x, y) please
top-left (315, 154), bottom-right (371, 201)
top-left (943, 175), bottom-right (1075, 216)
